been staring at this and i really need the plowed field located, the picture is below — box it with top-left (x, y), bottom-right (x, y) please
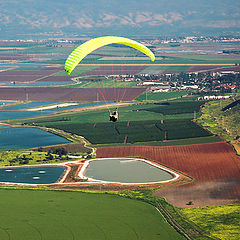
top-left (0, 87), bottom-right (145, 101)
top-left (97, 142), bottom-right (240, 207)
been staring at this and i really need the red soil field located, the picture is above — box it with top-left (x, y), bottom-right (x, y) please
top-left (97, 142), bottom-right (240, 207)
top-left (84, 66), bottom-right (147, 76)
top-left (186, 65), bottom-right (222, 72)
top-left (0, 87), bottom-right (145, 101)
top-left (187, 65), bottom-right (240, 73)
top-left (0, 70), bottom-right (59, 82)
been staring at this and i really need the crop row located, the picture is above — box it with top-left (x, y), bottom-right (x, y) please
top-left (39, 119), bottom-right (212, 144)
top-left (141, 101), bottom-right (206, 115)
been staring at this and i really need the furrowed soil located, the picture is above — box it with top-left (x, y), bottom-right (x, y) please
top-left (97, 142), bottom-right (240, 207)
top-left (0, 87), bottom-right (145, 101)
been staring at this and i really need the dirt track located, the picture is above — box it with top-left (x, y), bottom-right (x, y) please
top-left (97, 142), bottom-right (240, 207)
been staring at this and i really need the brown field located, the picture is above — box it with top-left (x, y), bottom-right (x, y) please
top-left (97, 142), bottom-right (240, 207)
top-left (0, 87), bottom-right (145, 101)
top-left (84, 66), bottom-right (147, 75)
top-left (0, 70), bottom-right (59, 82)
top-left (187, 65), bottom-right (240, 73)
top-left (186, 65), bottom-right (222, 72)
top-left (32, 143), bottom-right (89, 153)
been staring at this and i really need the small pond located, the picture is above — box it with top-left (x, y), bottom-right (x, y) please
top-left (0, 166), bottom-right (66, 184)
top-left (0, 127), bottom-right (70, 149)
top-left (82, 158), bottom-right (176, 184)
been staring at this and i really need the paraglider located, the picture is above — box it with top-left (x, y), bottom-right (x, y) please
top-left (64, 36), bottom-right (155, 122)
top-left (65, 36), bottom-right (155, 74)
top-left (109, 109), bottom-right (118, 122)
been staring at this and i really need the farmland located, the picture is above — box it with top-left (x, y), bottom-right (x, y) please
top-left (97, 142), bottom-right (240, 207)
top-left (36, 119), bottom-right (212, 144)
top-left (180, 204), bottom-right (240, 240)
top-left (1, 40), bottom-right (240, 240)
top-left (0, 87), bottom-right (145, 101)
top-left (15, 100), bottom-right (215, 146)
top-left (136, 91), bottom-right (188, 101)
top-left (0, 188), bottom-right (185, 240)
top-left (141, 101), bottom-right (205, 115)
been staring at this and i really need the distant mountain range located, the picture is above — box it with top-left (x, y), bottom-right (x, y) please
top-left (0, 0), bottom-right (240, 38)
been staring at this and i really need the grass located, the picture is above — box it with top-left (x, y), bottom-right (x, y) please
top-left (139, 65), bottom-right (190, 74)
top-left (142, 101), bottom-right (205, 115)
top-left (96, 136), bottom-right (222, 147)
top-left (0, 150), bottom-right (70, 166)
top-left (136, 91), bottom-right (188, 101)
top-left (197, 99), bottom-right (240, 142)
top-left (0, 188), bottom-right (185, 240)
top-left (11, 103), bottom-right (197, 125)
top-left (180, 205), bottom-right (240, 240)
top-left (66, 79), bottom-right (137, 88)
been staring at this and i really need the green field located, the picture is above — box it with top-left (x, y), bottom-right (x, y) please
top-left (0, 189), bottom-right (185, 240)
top-left (136, 91), bottom-right (188, 101)
top-left (65, 79), bottom-right (137, 88)
top-left (34, 119), bottom-right (211, 144)
top-left (142, 101), bottom-right (205, 115)
top-left (139, 65), bottom-right (191, 74)
top-left (11, 101), bottom-right (214, 145)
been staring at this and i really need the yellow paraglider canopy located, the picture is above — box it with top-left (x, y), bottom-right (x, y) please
top-left (65, 36), bottom-right (155, 74)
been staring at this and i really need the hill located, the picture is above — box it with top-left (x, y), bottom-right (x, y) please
top-left (1, 0), bottom-right (240, 38)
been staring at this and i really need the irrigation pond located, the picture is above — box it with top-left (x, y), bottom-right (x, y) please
top-left (0, 165), bottom-right (66, 184)
top-left (81, 158), bottom-right (178, 184)
top-left (0, 127), bottom-right (70, 149)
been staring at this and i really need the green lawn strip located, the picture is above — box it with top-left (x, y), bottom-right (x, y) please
top-left (180, 205), bottom-right (240, 240)
top-left (95, 136), bottom-right (222, 147)
top-left (79, 79), bottom-right (137, 88)
top-left (136, 91), bottom-right (188, 101)
top-left (139, 65), bottom-right (190, 74)
top-left (9, 66), bottom-right (45, 71)
top-left (159, 55), bottom-right (240, 64)
top-left (0, 187), bottom-right (185, 240)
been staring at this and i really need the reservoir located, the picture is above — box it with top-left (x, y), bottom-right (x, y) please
top-left (0, 166), bottom-right (66, 184)
top-left (0, 127), bottom-right (70, 149)
top-left (82, 158), bottom-right (176, 184)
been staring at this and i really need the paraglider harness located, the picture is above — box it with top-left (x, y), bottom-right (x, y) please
top-left (109, 110), bottom-right (118, 122)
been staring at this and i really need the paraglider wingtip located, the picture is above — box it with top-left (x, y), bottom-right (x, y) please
top-left (65, 69), bottom-right (70, 75)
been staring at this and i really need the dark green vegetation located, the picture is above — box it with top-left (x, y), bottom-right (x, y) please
top-left (36, 119), bottom-right (211, 144)
top-left (0, 188), bottom-right (185, 240)
top-left (0, 149), bottom-right (69, 166)
top-left (142, 101), bottom-right (205, 115)
top-left (198, 97), bottom-right (240, 141)
top-left (15, 101), bottom-right (214, 145)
